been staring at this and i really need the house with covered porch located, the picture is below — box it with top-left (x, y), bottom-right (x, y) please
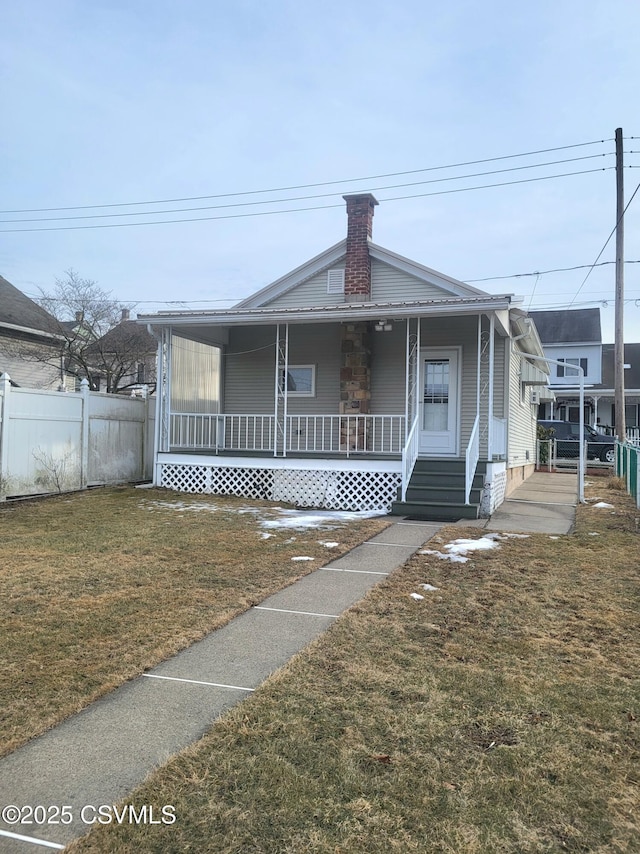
top-left (140, 194), bottom-right (548, 521)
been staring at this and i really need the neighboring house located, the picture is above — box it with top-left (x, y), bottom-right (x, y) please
top-left (139, 194), bottom-right (548, 519)
top-left (0, 274), bottom-right (66, 389)
top-left (86, 310), bottom-right (157, 394)
top-left (530, 308), bottom-right (640, 435)
top-left (594, 344), bottom-right (640, 431)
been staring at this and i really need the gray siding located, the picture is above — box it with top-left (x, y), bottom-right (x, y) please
top-left (370, 323), bottom-right (406, 413)
top-left (261, 257), bottom-right (455, 309)
top-left (371, 259), bottom-right (453, 301)
top-left (263, 267), bottom-right (346, 308)
top-left (223, 324), bottom-right (340, 414)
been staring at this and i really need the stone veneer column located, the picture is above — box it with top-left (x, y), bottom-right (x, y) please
top-left (340, 322), bottom-right (371, 450)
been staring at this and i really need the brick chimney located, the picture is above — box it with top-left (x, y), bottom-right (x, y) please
top-left (343, 193), bottom-right (378, 301)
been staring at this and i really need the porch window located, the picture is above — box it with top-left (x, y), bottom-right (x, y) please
top-left (282, 365), bottom-right (316, 397)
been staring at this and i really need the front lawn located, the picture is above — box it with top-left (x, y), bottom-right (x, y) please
top-left (0, 487), bottom-right (389, 757)
top-left (70, 480), bottom-right (639, 853)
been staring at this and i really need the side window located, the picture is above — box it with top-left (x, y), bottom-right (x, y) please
top-left (281, 365), bottom-right (316, 397)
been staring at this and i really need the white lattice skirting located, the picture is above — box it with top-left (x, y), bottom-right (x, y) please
top-left (480, 469), bottom-right (508, 517)
top-left (160, 464), bottom-right (401, 512)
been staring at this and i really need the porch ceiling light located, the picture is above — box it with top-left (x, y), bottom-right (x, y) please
top-left (374, 319), bottom-right (392, 332)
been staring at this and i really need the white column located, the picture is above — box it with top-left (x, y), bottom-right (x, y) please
top-left (488, 314), bottom-right (495, 459)
top-left (80, 378), bottom-right (90, 489)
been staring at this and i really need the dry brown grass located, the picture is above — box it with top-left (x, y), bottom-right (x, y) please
top-left (0, 486), bottom-right (389, 756)
top-left (70, 480), bottom-right (640, 854)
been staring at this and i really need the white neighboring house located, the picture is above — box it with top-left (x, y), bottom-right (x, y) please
top-left (139, 195), bottom-right (549, 520)
top-left (530, 308), bottom-right (640, 437)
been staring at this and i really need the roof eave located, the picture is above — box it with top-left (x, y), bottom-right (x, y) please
top-left (139, 296), bottom-right (514, 328)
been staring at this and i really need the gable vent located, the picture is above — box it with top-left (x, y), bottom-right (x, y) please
top-left (327, 268), bottom-right (345, 295)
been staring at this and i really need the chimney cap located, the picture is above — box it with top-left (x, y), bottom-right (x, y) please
top-left (342, 193), bottom-right (379, 207)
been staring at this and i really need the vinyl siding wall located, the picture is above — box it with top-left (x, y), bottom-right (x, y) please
top-left (506, 343), bottom-right (538, 469)
top-left (371, 260), bottom-right (452, 301)
top-left (262, 258), bottom-right (454, 308)
top-left (224, 324), bottom-right (341, 414)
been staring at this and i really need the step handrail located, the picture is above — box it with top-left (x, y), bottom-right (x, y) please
top-left (465, 415), bottom-right (480, 504)
top-left (401, 412), bottom-right (421, 502)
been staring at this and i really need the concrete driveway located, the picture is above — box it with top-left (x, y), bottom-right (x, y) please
top-left (485, 471), bottom-right (578, 535)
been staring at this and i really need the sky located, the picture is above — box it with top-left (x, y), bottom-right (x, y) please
top-left (1, 0), bottom-right (639, 343)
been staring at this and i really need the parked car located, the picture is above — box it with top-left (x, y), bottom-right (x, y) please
top-left (537, 420), bottom-right (616, 463)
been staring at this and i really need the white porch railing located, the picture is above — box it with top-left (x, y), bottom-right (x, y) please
top-left (287, 415), bottom-right (404, 455)
top-left (170, 413), bottom-right (404, 455)
top-left (465, 415), bottom-right (480, 504)
top-left (401, 413), bottom-right (421, 502)
top-left (170, 414), bottom-right (275, 452)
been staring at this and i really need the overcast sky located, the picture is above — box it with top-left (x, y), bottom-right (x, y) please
top-left (2, 0), bottom-right (639, 342)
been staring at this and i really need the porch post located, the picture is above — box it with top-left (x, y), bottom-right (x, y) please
top-left (488, 314), bottom-right (495, 459)
top-left (157, 327), bottom-right (172, 456)
top-left (476, 315), bottom-right (481, 424)
top-left (405, 317), bottom-right (420, 436)
top-left (274, 324), bottom-right (289, 456)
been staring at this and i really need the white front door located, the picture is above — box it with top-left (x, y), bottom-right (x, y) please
top-left (419, 349), bottom-right (460, 456)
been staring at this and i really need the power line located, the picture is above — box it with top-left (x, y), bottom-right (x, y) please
top-left (0, 153), bottom-right (615, 224)
top-left (0, 138), bottom-right (611, 215)
top-left (0, 167), bottom-right (614, 233)
top-left (568, 180), bottom-right (640, 306)
top-left (466, 259), bottom-right (640, 283)
top-left (23, 267), bottom-right (640, 308)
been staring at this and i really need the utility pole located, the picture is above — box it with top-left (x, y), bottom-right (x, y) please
top-left (614, 127), bottom-right (626, 441)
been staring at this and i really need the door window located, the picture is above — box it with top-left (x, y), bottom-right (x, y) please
top-left (423, 360), bottom-right (449, 431)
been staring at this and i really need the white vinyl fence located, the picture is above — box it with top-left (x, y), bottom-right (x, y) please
top-left (0, 373), bottom-right (155, 501)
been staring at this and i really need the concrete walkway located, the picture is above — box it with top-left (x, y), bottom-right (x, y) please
top-left (0, 519), bottom-right (442, 852)
top-left (484, 471), bottom-right (578, 535)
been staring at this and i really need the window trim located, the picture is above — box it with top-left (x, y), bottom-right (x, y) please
top-left (283, 364), bottom-right (316, 397)
top-left (557, 357), bottom-right (588, 378)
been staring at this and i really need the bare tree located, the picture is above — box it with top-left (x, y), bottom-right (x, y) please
top-left (11, 269), bottom-right (155, 393)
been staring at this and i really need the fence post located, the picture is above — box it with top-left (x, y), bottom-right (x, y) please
top-left (80, 378), bottom-right (90, 490)
top-left (0, 373), bottom-right (11, 501)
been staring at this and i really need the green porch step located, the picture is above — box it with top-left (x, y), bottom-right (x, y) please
top-left (390, 458), bottom-right (487, 522)
top-left (390, 500), bottom-right (481, 522)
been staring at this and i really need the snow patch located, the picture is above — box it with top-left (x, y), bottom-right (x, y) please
top-left (588, 532), bottom-right (600, 536)
top-left (319, 541), bottom-right (339, 548)
top-left (444, 537), bottom-right (501, 556)
top-left (260, 508), bottom-right (383, 530)
top-left (421, 583), bottom-right (439, 592)
top-left (592, 502), bottom-right (614, 509)
top-left (291, 556), bottom-right (315, 562)
top-left (410, 593), bottom-right (424, 601)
